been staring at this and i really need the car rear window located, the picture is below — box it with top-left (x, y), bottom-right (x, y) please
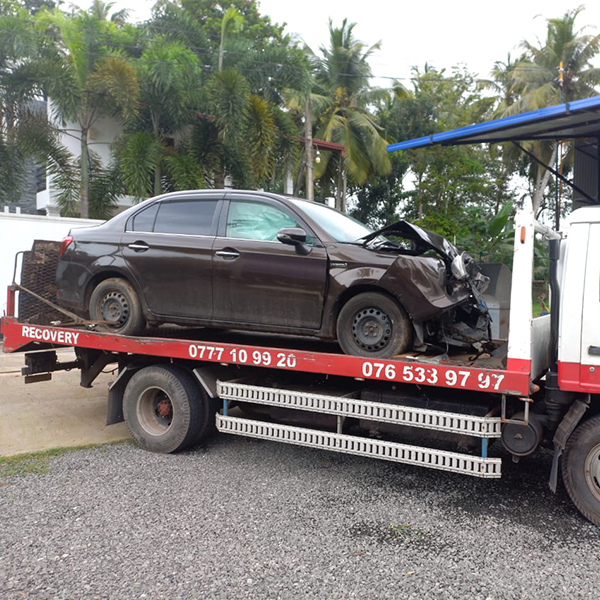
top-left (154, 200), bottom-right (219, 236)
top-left (130, 203), bottom-right (159, 232)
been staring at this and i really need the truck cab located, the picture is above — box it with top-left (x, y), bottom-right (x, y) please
top-left (558, 207), bottom-right (600, 394)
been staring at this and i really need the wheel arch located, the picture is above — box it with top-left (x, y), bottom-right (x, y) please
top-left (84, 269), bottom-right (146, 313)
top-left (330, 284), bottom-right (411, 337)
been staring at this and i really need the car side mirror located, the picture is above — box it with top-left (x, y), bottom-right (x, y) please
top-left (277, 227), bottom-right (311, 255)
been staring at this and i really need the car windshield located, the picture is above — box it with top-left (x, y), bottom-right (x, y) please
top-left (290, 199), bottom-right (373, 243)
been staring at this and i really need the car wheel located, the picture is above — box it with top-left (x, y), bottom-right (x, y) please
top-left (336, 292), bottom-right (412, 358)
top-left (123, 364), bottom-right (213, 453)
top-left (89, 277), bottom-right (145, 336)
top-left (562, 415), bottom-right (600, 527)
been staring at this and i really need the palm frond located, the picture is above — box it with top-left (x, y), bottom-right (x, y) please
top-left (117, 131), bottom-right (163, 199)
top-left (207, 69), bottom-right (250, 145)
top-left (88, 56), bottom-right (139, 120)
top-left (245, 94), bottom-right (276, 182)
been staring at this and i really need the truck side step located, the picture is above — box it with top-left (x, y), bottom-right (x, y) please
top-left (216, 415), bottom-right (502, 478)
top-left (217, 381), bottom-right (502, 438)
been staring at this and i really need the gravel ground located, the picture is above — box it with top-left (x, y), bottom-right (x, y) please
top-left (1, 435), bottom-right (600, 600)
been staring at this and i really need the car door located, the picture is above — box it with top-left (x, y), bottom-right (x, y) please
top-left (212, 194), bottom-right (328, 329)
top-left (121, 194), bottom-right (223, 320)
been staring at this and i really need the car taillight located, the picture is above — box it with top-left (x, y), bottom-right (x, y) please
top-left (58, 235), bottom-right (73, 258)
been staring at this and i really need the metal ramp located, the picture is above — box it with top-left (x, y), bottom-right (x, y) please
top-left (215, 381), bottom-right (502, 479)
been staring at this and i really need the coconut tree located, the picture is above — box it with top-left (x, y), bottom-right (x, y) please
top-left (35, 8), bottom-right (139, 218)
top-left (504, 7), bottom-right (600, 216)
top-left (301, 19), bottom-right (391, 210)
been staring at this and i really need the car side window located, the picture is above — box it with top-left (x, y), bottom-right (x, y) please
top-left (154, 200), bottom-right (219, 236)
top-left (226, 200), bottom-right (301, 242)
top-left (130, 203), bottom-right (159, 232)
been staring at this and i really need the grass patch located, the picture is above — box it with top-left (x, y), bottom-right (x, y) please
top-left (390, 523), bottom-right (425, 540)
top-left (0, 440), bottom-right (133, 478)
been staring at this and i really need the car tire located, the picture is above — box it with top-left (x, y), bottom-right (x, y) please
top-left (89, 277), bottom-right (145, 336)
top-left (123, 364), bottom-right (213, 453)
top-left (562, 415), bottom-right (600, 527)
top-left (336, 292), bottom-right (412, 358)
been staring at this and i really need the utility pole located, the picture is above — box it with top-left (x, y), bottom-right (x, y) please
top-left (305, 96), bottom-right (314, 201)
top-left (555, 61), bottom-right (564, 230)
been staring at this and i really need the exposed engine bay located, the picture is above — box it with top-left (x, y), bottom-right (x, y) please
top-left (359, 221), bottom-right (493, 353)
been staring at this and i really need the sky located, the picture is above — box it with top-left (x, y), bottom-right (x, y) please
top-left (83, 0), bottom-right (600, 87)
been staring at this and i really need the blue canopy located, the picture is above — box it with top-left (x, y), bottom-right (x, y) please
top-left (387, 95), bottom-right (600, 153)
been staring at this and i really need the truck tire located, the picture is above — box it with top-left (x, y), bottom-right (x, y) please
top-left (336, 292), bottom-right (412, 358)
top-left (89, 277), bottom-right (145, 336)
top-left (562, 415), bottom-right (600, 526)
top-left (123, 364), bottom-right (213, 453)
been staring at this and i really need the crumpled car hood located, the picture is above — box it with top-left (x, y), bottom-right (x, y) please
top-left (359, 220), bottom-right (459, 264)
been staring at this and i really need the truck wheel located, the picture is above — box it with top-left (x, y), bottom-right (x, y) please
top-left (336, 292), bottom-right (412, 358)
top-left (562, 415), bottom-right (600, 526)
top-left (89, 278), bottom-right (145, 336)
top-left (123, 364), bottom-right (213, 453)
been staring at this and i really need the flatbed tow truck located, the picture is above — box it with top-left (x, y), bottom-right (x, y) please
top-left (2, 203), bottom-right (600, 527)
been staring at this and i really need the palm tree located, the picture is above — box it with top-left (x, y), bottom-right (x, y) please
top-left (0, 0), bottom-right (73, 206)
top-left (118, 38), bottom-right (203, 198)
top-left (504, 7), bottom-right (600, 216)
top-left (35, 8), bottom-right (139, 218)
top-left (303, 19), bottom-right (391, 210)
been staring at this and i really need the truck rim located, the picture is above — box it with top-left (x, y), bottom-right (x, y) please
top-left (137, 386), bottom-right (174, 436)
top-left (352, 307), bottom-right (392, 351)
top-left (584, 443), bottom-right (600, 503)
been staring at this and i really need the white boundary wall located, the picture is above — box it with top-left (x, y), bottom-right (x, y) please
top-left (0, 212), bottom-right (103, 314)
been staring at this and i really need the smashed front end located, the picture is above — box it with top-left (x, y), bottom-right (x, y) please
top-left (360, 221), bottom-right (493, 353)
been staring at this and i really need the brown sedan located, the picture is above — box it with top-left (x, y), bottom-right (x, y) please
top-left (56, 190), bottom-right (490, 358)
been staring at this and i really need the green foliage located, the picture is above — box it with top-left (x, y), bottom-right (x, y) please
top-left (164, 151), bottom-right (205, 191)
top-left (34, 6), bottom-right (139, 217)
top-left (246, 94), bottom-right (276, 182)
top-left (0, 0), bottom-right (74, 204)
top-left (306, 19), bottom-right (391, 200)
top-left (207, 68), bottom-right (250, 145)
top-left (3, 0), bottom-right (599, 232)
top-left (117, 131), bottom-right (163, 199)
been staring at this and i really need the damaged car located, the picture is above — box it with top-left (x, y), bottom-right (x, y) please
top-left (56, 190), bottom-right (491, 358)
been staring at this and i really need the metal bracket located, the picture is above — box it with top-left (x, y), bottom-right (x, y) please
top-left (79, 351), bottom-right (115, 388)
top-left (501, 394), bottom-right (531, 425)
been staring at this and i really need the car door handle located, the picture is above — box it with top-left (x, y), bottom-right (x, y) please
top-left (589, 346), bottom-right (600, 356)
top-left (128, 242), bottom-right (150, 252)
top-left (215, 250), bottom-right (240, 260)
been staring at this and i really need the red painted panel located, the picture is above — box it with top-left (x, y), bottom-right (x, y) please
top-left (506, 358), bottom-right (531, 373)
top-left (580, 363), bottom-right (600, 391)
top-left (5, 286), bottom-right (15, 318)
top-left (0, 317), bottom-right (531, 396)
top-left (558, 360), bottom-right (600, 393)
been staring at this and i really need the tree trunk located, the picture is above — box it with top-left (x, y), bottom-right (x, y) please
top-left (305, 96), bottom-right (314, 201)
top-left (80, 127), bottom-right (89, 219)
top-left (417, 172), bottom-right (423, 219)
top-left (532, 143), bottom-right (558, 215)
top-left (293, 152), bottom-right (305, 197)
top-left (335, 155), bottom-right (346, 212)
top-left (152, 115), bottom-right (162, 197)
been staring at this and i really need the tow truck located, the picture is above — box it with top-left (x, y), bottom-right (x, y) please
top-left (2, 202), bottom-right (600, 527)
